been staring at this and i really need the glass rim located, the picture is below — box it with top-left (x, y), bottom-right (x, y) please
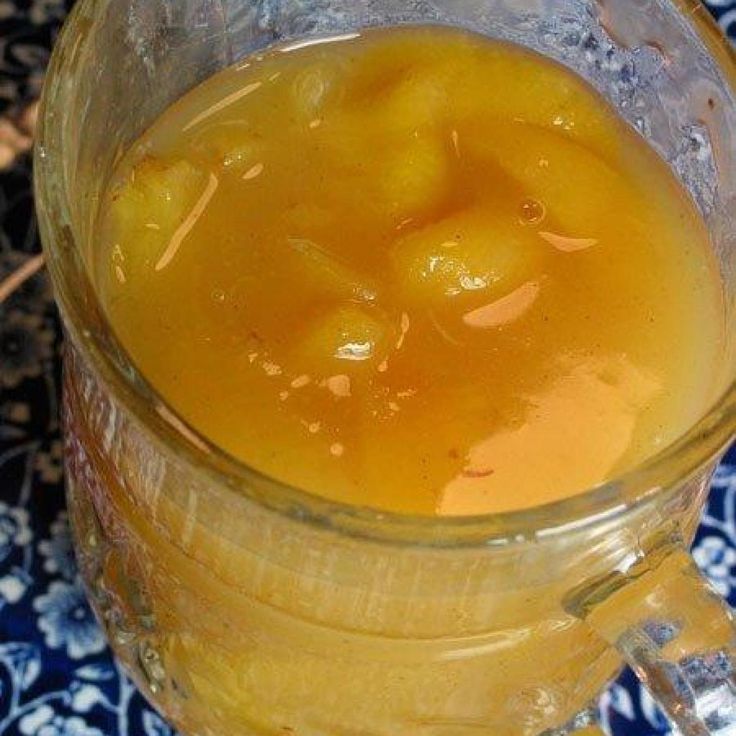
top-left (35, 0), bottom-right (736, 548)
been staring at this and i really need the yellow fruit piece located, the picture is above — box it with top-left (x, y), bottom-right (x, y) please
top-left (371, 65), bottom-right (453, 135)
top-left (464, 122), bottom-right (639, 240)
top-left (103, 157), bottom-right (210, 281)
top-left (296, 305), bottom-right (394, 373)
top-left (189, 121), bottom-right (263, 172)
top-left (316, 113), bottom-right (450, 228)
top-left (450, 50), bottom-right (622, 160)
top-left (392, 209), bottom-right (541, 307)
top-left (341, 27), bottom-right (466, 104)
top-left (345, 32), bottom-right (618, 158)
top-left (379, 134), bottom-right (449, 223)
top-left (319, 53), bottom-right (452, 227)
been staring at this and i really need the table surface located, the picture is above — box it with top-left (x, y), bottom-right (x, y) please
top-left (1, 2), bottom-right (735, 735)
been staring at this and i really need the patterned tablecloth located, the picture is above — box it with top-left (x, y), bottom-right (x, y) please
top-left (0, 2), bottom-right (735, 735)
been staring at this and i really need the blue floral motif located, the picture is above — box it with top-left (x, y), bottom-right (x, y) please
top-left (693, 535), bottom-right (736, 596)
top-left (19, 707), bottom-right (103, 736)
top-left (0, 500), bottom-right (31, 560)
top-left (0, 642), bottom-right (41, 691)
top-left (638, 687), bottom-right (671, 734)
top-left (142, 711), bottom-right (178, 736)
top-left (0, 566), bottom-right (31, 605)
top-left (38, 511), bottom-right (75, 580)
top-left (599, 683), bottom-right (635, 734)
top-left (33, 581), bottom-right (106, 660)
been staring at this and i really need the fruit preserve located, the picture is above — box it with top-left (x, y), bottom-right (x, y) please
top-left (96, 26), bottom-right (724, 516)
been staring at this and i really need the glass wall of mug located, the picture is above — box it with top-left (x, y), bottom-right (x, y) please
top-left (35, 1), bottom-right (736, 735)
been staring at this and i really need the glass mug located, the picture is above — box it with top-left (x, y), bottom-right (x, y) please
top-left (34, 0), bottom-right (736, 734)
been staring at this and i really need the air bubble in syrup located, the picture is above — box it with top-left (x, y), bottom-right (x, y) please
top-left (519, 198), bottom-right (546, 225)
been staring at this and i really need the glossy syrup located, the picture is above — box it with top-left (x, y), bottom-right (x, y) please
top-left (97, 26), bottom-right (724, 515)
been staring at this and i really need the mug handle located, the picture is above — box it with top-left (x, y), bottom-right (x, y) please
top-left (566, 534), bottom-right (736, 736)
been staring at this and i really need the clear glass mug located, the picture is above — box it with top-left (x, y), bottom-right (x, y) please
top-left (33, 0), bottom-right (736, 734)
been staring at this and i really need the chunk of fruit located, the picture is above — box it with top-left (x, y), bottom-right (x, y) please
top-left (370, 65), bottom-right (454, 135)
top-left (379, 134), bottom-right (449, 223)
top-left (189, 121), bottom-right (263, 173)
top-left (341, 27), bottom-right (466, 106)
top-left (392, 209), bottom-right (541, 307)
top-left (295, 305), bottom-right (394, 373)
top-left (316, 114), bottom-right (450, 228)
top-left (346, 30), bottom-right (619, 158)
top-left (464, 122), bottom-right (639, 241)
top-left (102, 157), bottom-right (210, 281)
top-left (450, 51), bottom-right (622, 160)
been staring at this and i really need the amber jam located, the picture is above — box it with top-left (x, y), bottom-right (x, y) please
top-left (97, 26), bottom-right (724, 515)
